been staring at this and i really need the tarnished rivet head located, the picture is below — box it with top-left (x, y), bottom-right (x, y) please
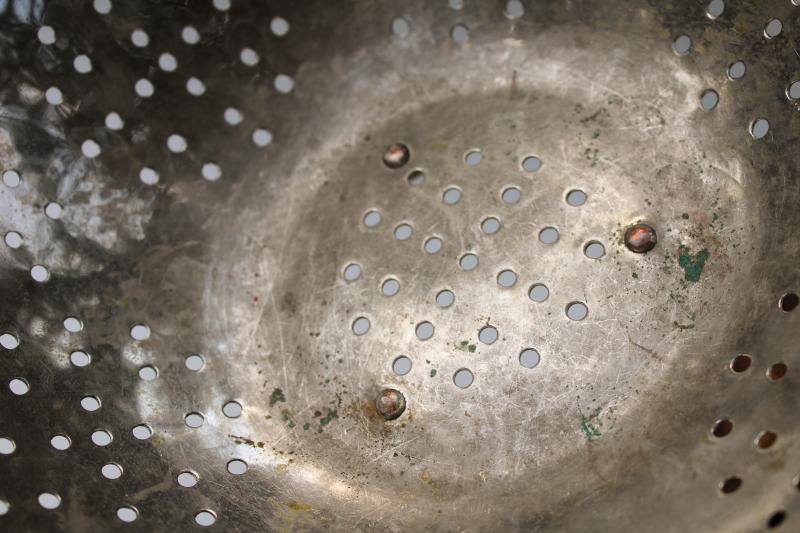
top-left (382, 143), bottom-right (410, 169)
top-left (625, 223), bottom-right (657, 253)
top-left (375, 388), bottom-right (406, 420)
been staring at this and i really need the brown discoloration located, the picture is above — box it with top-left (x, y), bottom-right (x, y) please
top-left (229, 434), bottom-right (266, 448)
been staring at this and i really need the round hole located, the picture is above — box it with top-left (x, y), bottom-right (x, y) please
top-left (478, 325), bottom-right (498, 345)
top-left (779, 293), bottom-right (798, 312)
top-left (184, 412), bottom-right (205, 428)
top-left (270, 17), bottom-right (290, 36)
top-left (240, 48), bottom-right (259, 66)
top-left (449, 0), bottom-right (463, 9)
top-left (73, 55), bottom-right (92, 74)
top-left (343, 263), bottom-right (362, 282)
top-left (4, 231), bottom-right (23, 249)
top-left (38, 25), bottom-right (56, 45)
top-left (101, 463), bottom-right (123, 480)
top-left (528, 283), bottom-right (549, 302)
top-left (134, 78), bottom-right (154, 98)
top-left (391, 17), bottom-right (411, 37)
top-left (274, 74), bottom-right (294, 93)
top-left (130, 324), bottom-right (150, 341)
top-left (459, 253), bottom-right (478, 271)
top-left (45, 87), bottom-right (63, 105)
top-left (185, 354), bottom-right (205, 371)
top-left (407, 169), bottom-right (425, 185)
top-left (584, 241), bottom-right (605, 259)
top-left (767, 511), bottom-right (786, 529)
top-left (453, 368), bottom-right (474, 388)
top-left (720, 476), bottom-right (741, 494)
top-left (787, 81), bottom-right (800, 101)
top-left (8, 378), bottom-right (29, 395)
top-left (700, 89), bottom-right (719, 110)
top-left (81, 139), bottom-right (101, 158)
top-left (0, 499), bottom-right (8, 515)
top-left (712, 419), bottom-right (733, 438)
top-left (464, 150), bottom-right (482, 166)
top-left (186, 77), bottom-right (206, 96)
top-left (394, 223), bottom-right (412, 240)
top-left (497, 269), bottom-right (517, 288)
top-left (750, 118), bottom-right (769, 140)
top-left (64, 316), bottom-right (83, 333)
top-left (766, 363), bottom-right (787, 381)
top-left (195, 510), bottom-right (217, 527)
top-left (252, 128), bottom-right (273, 147)
top-left (0, 333), bottom-right (20, 349)
top-left (727, 61), bottom-right (746, 80)
top-left (158, 53), bottom-right (177, 72)
top-left (138, 365), bottom-right (158, 381)
top-left (729, 354), bottom-right (751, 373)
top-left (381, 278), bottom-right (400, 296)
top-left (383, 143), bottom-right (410, 168)
top-left (521, 155), bottom-right (541, 172)
top-left (80, 395), bottom-right (101, 412)
top-left (91, 429), bottom-right (113, 446)
top-left (30, 265), bottom-right (49, 283)
top-left (566, 301), bottom-right (588, 321)
top-left (116, 506), bottom-right (139, 523)
top-left (481, 217), bottom-right (501, 234)
top-left (539, 227), bottom-right (559, 244)
top-left (0, 437), bottom-right (15, 455)
top-left (131, 424), bottom-right (152, 440)
top-left (2, 169), bottom-right (20, 188)
top-left (131, 29), bottom-right (149, 47)
top-left (442, 187), bottom-right (462, 205)
top-left (93, 0), bottom-right (111, 14)
top-left (764, 18), bottom-right (782, 39)
top-left (50, 434), bottom-right (71, 450)
top-left (392, 356), bottom-right (412, 376)
top-left (38, 493), bottom-right (60, 510)
top-left (451, 24), bottom-right (469, 44)
top-left (502, 186), bottom-right (521, 204)
top-left (181, 26), bottom-right (200, 45)
top-left (139, 167), bottom-right (159, 185)
top-left (505, 0), bottom-right (524, 18)
top-left (566, 189), bottom-right (587, 206)
top-left (201, 162), bottom-right (222, 182)
top-left (222, 401), bottom-right (243, 418)
top-left (70, 351), bottom-right (91, 367)
top-left (424, 236), bottom-right (443, 254)
top-left (352, 316), bottom-right (370, 336)
top-left (519, 348), bottom-right (541, 369)
top-left (44, 202), bottom-right (63, 219)
top-left (167, 134), bottom-right (187, 153)
top-left (227, 459), bottom-right (248, 475)
top-left (363, 210), bottom-right (381, 227)
top-left (435, 289), bottom-right (455, 308)
top-left (415, 321), bottom-right (434, 341)
top-left (672, 35), bottom-right (692, 55)
top-left (177, 471), bottom-right (198, 488)
top-left (706, 0), bottom-right (724, 19)
top-left (224, 107), bottom-right (243, 125)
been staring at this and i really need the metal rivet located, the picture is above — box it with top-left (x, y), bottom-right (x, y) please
top-left (624, 223), bottom-right (657, 253)
top-left (375, 388), bottom-right (406, 420)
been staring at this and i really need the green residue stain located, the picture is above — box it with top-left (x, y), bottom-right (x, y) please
top-left (430, 369), bottom-right (437, 378)
top-left (319, 411), bottom-right (338, 426)
top-left (580, 417), bottom-right (602, 440)
top-left (631, 272), bottom-right (638, 279)
top-left (677, 245), bottom-right (709, 282)
top-left (303, 422), bottom-right (310, 431)
top-left (468, 344), bottom-right (476, 353)
top-left (270, 388), bottom-right (286, 406)
top-left (591, 129), bottom-right (600, 139)
top-left (288, 502), bottom-right (313, 511)
top-left (287, 420), bottom-right (296, 429)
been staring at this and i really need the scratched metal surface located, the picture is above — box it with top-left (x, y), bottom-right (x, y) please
top-left (1, 0), bottom-right (799, 531)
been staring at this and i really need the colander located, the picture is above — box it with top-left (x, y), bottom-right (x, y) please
top-left (1, 0), bottom-right (799, 531)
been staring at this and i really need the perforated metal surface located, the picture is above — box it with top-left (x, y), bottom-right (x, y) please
top-left (1, 0), bottom-right (800, 531)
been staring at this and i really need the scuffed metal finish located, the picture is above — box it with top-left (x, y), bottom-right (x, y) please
top-left (0, 0), bottom-right (799, 531)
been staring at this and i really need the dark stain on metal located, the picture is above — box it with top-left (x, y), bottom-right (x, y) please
top-left (624, 223), bottom-right (658, 253)
top-left (375, 388), bottom-right (406, 421)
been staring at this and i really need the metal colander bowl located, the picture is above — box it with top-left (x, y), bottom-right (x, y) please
top-left (1, 0), bottom-right (799, 531)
